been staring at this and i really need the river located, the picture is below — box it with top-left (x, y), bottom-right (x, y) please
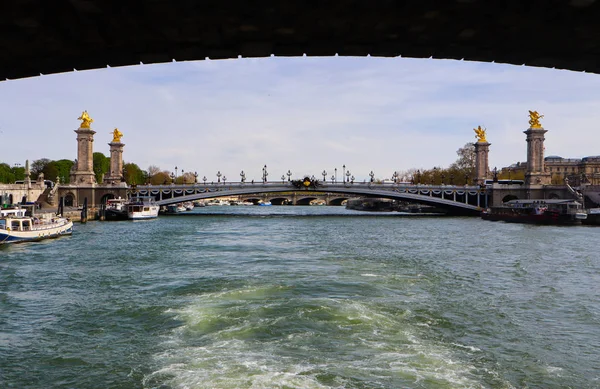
top-left (1, 206), bottom-right (598, 388)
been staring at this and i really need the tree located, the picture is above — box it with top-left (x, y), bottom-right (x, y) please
top-left (0, 163), bottom-right (15, 183)
top-left (54, 160), bottom-right (74, 183)
top-left (31, 158), bottom-right (51, 179)
top-left (449, 142), bottom-right (476, 176)
top-left (93, 152), bottom-right (110, 182)
top-left (149, 171), bottom-right (172, 185)
top-left (147, 165), bottom-right (161, 177)
top-left (123, 162), bottom-right (144, 185)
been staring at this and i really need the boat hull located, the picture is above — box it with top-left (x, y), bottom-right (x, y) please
top-left (0, 221), bottom-right (73, 244)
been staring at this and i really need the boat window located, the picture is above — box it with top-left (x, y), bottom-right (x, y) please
top-left (11, 220), bottom-right (21, 231)
top-left (0, 220), bottom-right (5, 229)
top-left (22, 220), bottom-right (31, 230)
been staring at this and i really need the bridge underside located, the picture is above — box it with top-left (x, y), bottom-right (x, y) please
top-left (3, 0), bottom-right (600, 80)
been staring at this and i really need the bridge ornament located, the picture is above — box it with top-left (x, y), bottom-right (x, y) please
top-left (528, 110), bottom-right (544, 128)
top-left (77, 110), bottom-right (93, 128)
top-left (473, 126), bottom-right (487, 142)
top-left (111, 128), bottom-right (123, 142)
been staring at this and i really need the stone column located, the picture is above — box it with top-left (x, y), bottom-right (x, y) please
top-left (474, 141), bottom-right (491, 185)
top-left (70, 127), bottom-right (97, 185)
top-left (103, 141), bottom-right (126, 186)
top-left (524, 127), bottom-right (551, 186)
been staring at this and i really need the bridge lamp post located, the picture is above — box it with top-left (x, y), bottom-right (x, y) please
top-left (351, 175), bottom-right (355, 184)
top-left (217, 171), bottom-right (221, 183)
top-left (203, 176), bottom-right (207, 185)
top-left (335, 168), bottom-right (337, 183)
top-left (322, 170), bottom-right (327, 182)
top-left (392, 171), bottom-right (398, 184)
top-left (369, 171), bottom-right (374, 183)
top-left (464, 173), bottom-right (469, 185)
top-left (281, 174), bottom-right (285, 183)
top-left (181, 169), bottom-right (185, 184)
top-left (441, 173), bottom-right (445, 185)
top-left (170, 172), bottom-right (175, 184)
top-left (223, 176), bottom-right (227, 185)
top-left (345, 170), bottom-right (351, 183)
top-left (342, 165), bottom-right (346, 182)
top-left (240, 170), bottom-right (246, 183)
top-left (508, 168), bottom-right (512, 181)
top-left (416, 170), bottom-right (421, 185)
top-left (194, 171), bottom-right (198, 183)
top-left (331, 175), bottom-right (335, 184)
top-left (262, 165), bottom-right (268, 183)
top-left (174, 166), bottom-right (178, 178)
top-left (287, 170), bottom-right (292, 182)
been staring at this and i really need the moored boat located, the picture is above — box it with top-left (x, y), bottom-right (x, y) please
top-left (104, 198), bottom-right (128, 221)
top-left (127, 196), bottom-right (159, 220)
top-left (482, 199), bottom-right (587, 225)
top-left (0, 205), bottom-right (73, 245)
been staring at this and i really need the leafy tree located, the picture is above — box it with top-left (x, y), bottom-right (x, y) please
top-left (123, 162), bottom-right (144, 185)
top-left (149, 171), bottom-right (172, 185)
top-left (0, 163), bottom-right (15, 183)
top-left (11, 166), bottom-right (25, 181)
top-left (55, 159), bottom-right (74, 183)
top-left (42, 161), bottom-right (60, 182)
top-left (31, 158), bottom-right (51, 179)
top-left (93, 152), bottom-right (110, 182)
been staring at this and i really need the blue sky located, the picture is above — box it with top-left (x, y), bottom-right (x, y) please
top-left (1, 56), bottom-right (600, 182)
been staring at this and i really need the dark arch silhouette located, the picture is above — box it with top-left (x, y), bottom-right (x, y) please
top-left (3, 1), bottom-right (600, 80)
top-left (502, 195), bottom-right (519, 202)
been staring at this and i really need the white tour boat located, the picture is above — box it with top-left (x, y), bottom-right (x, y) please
top-left (126, 196), bottom-right (159, 220)
top-left (0, 206), bottom-right (73, 245)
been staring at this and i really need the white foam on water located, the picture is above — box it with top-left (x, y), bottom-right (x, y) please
top-left (150, 286), bottom-right (490, 388)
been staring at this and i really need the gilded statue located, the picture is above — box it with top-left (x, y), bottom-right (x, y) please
top-left (77, 110), bottom-right (93, 128)
top-left (111, 128), bottom-right (123, 142)
top-left (528, 110), bottom-right (544, 128)
top-left (473, 125), bottom-right (487, 142)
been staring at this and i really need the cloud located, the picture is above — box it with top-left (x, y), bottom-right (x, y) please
top-left (1, 57), bottom-right (599, 181)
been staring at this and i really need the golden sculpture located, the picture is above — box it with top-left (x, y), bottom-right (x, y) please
top-left (77, 110), bottom-right (93, 128)
top-left (111, 128), bottom-right (123, 142)
top-left (528, 110), bottom-right (544, 128)
top-left (473, 125), bottom-right (487, 142)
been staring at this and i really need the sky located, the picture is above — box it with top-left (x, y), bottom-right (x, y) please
top-left (1, 56), bottom-right (600, 182)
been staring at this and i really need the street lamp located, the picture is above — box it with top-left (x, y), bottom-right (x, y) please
top-left (464, 173), bottom-right (469, 185)
top-left (369, 171), bottom-right (375, 183)
top-left (262, 165), bottom-right (268, 183)
top-left (194, 171), bottom-right (198, 183)
top-left (287, 170), bottom-right (292, 182)
top-left (416, 170), bottom-right (421, 185)
top-left (331, 175), bottom-right (335, 184)
top-left (508, 168), bottom-right (512, 181)
top-left (281, 174), bottom-right (285, 183)
top-left (217, 171), bottom-right (221, 183)
top-left (203, 176), bottom-right (207, 185)
top-left (351, 175), bottom-right (355, 183)
top-left (170, 172), bottom-right (175, 183)
top-left (240, 170), bottom-right (246, 183)
top-left (392, 171), bottom-right (398, 184)
top-left (345, 169), bottom-right (351, 183)
top-left (335, 168), bottom-right (337, 183)
top-left (493, 167), bottom-right (498, 182)
top-left (441, 173), bottom-right (445, 185)
top-left (322, 170), bottom-right (327, 182)
top-left (174, 166), bottom-right (178, 178)
top-left (223, 176), bottom-right (227, 184)
top-left (342, 165), bottom-right (346, 182)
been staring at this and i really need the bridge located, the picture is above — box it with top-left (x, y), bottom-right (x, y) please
top-left (131, 181), bottom-right (488, 216)
top-left (3, 1), bottom-right (600, 80)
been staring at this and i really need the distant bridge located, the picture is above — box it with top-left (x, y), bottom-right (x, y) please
top-left (131, 181), bottom-right (488, 216)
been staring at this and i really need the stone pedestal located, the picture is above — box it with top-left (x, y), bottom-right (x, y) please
top-left (103, 142), bottom-right (126, 186)
top-left (474, 141), bottom-right (490, 185)
top-left (524, 126), bottom-right (551, 186)
top-left (70, 127), bottom-right (97, 185)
